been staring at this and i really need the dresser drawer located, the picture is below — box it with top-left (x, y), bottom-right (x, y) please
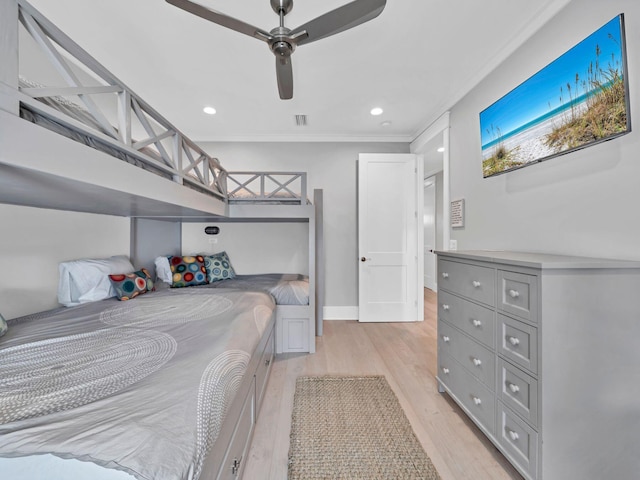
top-left (498, 358), bottom-right (538, 427)
top-left (437, 349), bottom-right (458, 394)
top-left (439, 320), bottom-right (495, 389)
top-left (498, 270), bottom-right (538, 323)
top-left (497, 402), bottom-right (538, 480)
top-left (498, 314), bottom-right (538, 375)
top-left (438, 290), bottom-right (495, 348)
top-left (438, 351), bottom-right (495, 435)
top-left (439, 259), bottom-right (496, 307)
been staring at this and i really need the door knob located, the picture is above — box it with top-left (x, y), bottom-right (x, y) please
top-left (361, 257), bottom-right (367, 262)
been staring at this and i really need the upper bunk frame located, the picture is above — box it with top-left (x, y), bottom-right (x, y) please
top-left (0, 0), bottom-right (317, 221)
top-left (1, 0), bottom-right (227, 204)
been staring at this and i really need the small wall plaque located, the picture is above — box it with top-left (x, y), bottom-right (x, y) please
top-left (451, 199), bottom-right (465, 228)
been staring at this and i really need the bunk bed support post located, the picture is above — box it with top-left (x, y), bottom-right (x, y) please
top-left (0, 0), bottom-right (19, 114)
top-left (314, 189), bottom-right (324, 336)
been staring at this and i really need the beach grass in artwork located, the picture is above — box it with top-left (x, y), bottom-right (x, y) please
top-left (480, 15), bottom-right (630, 178)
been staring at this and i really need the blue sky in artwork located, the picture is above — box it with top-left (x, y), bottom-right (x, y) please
top-left (480, 16), bottom-right (625, 147)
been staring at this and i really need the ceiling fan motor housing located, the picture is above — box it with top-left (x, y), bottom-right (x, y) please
top-left (271, 0), bottom-right (293, 15)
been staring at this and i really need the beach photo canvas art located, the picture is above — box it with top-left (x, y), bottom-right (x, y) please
top-left (480, 14), bottom-right (630, 178)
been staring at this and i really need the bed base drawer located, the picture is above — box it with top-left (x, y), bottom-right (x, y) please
top-left (218, 378), bottom-right (256, 480)
top-left (255, 327), bottom-right (275, 412)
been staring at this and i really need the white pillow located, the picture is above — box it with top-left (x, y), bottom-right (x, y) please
top-left (154, 256), bottom-right (173, 284)
top-left (58, 255), bottom-right (135, 307)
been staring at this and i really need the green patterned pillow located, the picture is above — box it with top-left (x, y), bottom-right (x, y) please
top-left (204, 251), bottom-right (236, 283)
top-left (170, 255), bottom-right (208, 287)
top-left (109, 268), bottom-right (155, 301)
top-left (0, 312), bottom-right (7, 337)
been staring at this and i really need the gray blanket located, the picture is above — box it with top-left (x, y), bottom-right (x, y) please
top-left (200, 273), bottom-right (309, 305)
top-left (0, 287), bottom-right (275, 480)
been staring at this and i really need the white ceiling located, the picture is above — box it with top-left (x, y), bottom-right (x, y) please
top-left (26, 0), bottom-right (570, 143)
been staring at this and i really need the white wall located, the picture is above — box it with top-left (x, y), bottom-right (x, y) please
top-left (199, 141), bottom-right (410, 311)
top-left (182, 222), bottom-right (309, 275)
top-left (0, 204), bottom-right (130, 319)
top-left (449, 0), bottom-right (640, 261)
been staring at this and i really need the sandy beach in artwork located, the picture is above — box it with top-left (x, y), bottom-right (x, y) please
top-left (482, 102), bottom-right (588, 165)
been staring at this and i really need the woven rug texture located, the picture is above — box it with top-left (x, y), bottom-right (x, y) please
top-left (288, 375), bottom-right (441, 480)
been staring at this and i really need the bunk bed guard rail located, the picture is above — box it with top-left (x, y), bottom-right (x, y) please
top-left (11, 0), bottom-right (227, 200)
top-left (226, 172), bottom-right (308, 204)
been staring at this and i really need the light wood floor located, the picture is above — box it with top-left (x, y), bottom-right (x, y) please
top-left (243, 289), bottom-right (523, 479)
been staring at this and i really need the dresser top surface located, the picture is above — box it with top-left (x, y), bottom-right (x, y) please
top-left (435, 250), bottom-right (640, 270)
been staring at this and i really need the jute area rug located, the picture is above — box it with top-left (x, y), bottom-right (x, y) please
top-left (288, 375), bottom-right (441, 479)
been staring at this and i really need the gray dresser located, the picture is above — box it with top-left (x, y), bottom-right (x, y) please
top-left (436, 250), bottom-right (640, 480)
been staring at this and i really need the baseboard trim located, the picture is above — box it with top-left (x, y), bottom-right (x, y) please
top-left (323, 306), bottom-right (359, 321)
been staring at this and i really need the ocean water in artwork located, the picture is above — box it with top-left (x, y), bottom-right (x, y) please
top-left (480, 15), bottom-right (629, 177)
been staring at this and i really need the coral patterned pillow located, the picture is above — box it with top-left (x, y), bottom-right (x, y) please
top-left (169, 255), bottom-right (207, 288)
top-left (109, 268), bottom-right (155, 301)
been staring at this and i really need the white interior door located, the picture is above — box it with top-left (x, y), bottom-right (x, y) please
top-left (358, 153), bottom-right (419, 322)
top-left (424, 179), bottom-right (437, 291)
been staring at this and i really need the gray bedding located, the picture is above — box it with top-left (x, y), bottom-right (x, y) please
top-left (198, 274), bottom-right (309, 306)
top-left (0, 287), bottom-right (275, 480)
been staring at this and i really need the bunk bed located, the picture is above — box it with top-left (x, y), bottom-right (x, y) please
top-left (0, 1), bottom-right (323, 479)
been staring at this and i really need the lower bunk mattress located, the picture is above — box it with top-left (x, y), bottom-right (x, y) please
top-left (0, 286), bottom-right (276, 480)
top-left (195, 273), bottom-right (309, 306)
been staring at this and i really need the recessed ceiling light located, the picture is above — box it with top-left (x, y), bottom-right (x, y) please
top-left (370, 107), bottom-right (384, 116)
top-left (437, 147), bottom-right (445, 153)
top-left (203, 106), bottom-right (217, 115)
top-left (380, 120), bottom-right (392, 127)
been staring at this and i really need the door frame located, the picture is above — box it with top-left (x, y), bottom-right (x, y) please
top-left (423, 177), bottom-right (437, 291)
top-left (411, 112), bottom-right (451, 293)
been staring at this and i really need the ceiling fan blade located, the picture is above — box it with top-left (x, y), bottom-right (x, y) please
top-left (166, 0), bottom-right (272, 42)
top-left (291, 0), bottom-right (386, 46)
top-left (275, 55), bottom-right (293, 100)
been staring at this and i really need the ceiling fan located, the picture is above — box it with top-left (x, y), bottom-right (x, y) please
top-left (166, 0), bottom-right (387, 99)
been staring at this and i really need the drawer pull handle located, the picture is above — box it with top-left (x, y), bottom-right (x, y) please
top-left (442, 336), bottom-right (450, 343)
top-left (442, 304), bottom-right (450, 311)
top-left (472, 396), bottom-right (482, 405)
top-left (231, 456), bottom-right (242, 475)
top-left (508, 336), bottom-right (521, 346)
top-left (472, 358), bottom-right (482, 367)
top-left (508, 383), bottom-right (520, 394)
top-left (442, 367), bottom-right (450, 374)
top-left (442, 272), bottom-right (449, 279)
top-left (472, 280), bottom-right (481, 288)
top-left (472, 319), bottom-right (482, 327)
top-left (508, 430), bottom-right (520, 442)
top-left (509, 289), bottom-right (520, 298)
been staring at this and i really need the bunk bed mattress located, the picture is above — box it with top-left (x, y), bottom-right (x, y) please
top-left (0, 287), bottom-right (275, 480)
top-left (202, 273), bottom-right (309, 305)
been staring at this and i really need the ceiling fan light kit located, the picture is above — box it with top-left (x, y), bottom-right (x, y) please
top-left (166, 0), bottom-right (387, 99)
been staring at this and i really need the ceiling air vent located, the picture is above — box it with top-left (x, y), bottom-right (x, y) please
top-left (295, 114), bottom-right (307, 127)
